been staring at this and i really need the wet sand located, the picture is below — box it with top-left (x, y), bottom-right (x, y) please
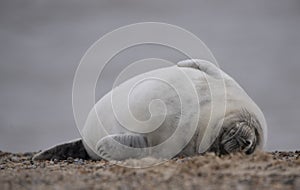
top-left (0, 151), bottom-right (299, 190)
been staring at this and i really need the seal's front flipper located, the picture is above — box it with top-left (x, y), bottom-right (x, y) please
top-left (96, 134), bottom-right (150, 161)
top-left (32, 138), bottom-right (90, 161)
top-left (177, 59), bottom-right (224, 78)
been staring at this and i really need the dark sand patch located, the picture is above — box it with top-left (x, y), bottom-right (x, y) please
top-left (0, 151), bottom-right (299, 190)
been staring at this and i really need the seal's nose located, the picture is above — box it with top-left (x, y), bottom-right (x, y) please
top-left (237, 137), bottom-right (252, 150)
top-left (245, 140), bottom-right (252, 147)
top-left (241, 139), bottom-right (255, 154)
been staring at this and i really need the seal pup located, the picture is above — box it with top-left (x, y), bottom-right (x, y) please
top-left (33, 59), bottom-right (267, 161)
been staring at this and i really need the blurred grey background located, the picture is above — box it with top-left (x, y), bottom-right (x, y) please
top-left (0, 0), bottom-right (299, 152)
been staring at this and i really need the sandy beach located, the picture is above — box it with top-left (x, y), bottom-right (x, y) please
top-left (0, 151), bottom-right (299, 190)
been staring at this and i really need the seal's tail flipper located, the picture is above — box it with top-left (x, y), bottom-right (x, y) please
top-left (32, 138), bottom-right (90, 161)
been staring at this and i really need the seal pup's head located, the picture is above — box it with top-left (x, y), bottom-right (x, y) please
top-left (208, 109), bottom-right (262, 155)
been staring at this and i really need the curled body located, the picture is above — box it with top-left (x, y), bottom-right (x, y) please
top-left (33, 59), bottom-right (267, 161)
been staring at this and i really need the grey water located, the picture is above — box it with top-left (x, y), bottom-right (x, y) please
top-left (0, 0), bottom-right (299, 152)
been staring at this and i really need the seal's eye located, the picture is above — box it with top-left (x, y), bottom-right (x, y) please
top-left (228, 128), bottom-right (237, 137)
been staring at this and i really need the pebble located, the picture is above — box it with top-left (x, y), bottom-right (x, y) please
top-left (67, 157), bottom-right (74, 163)
top-left (10, 156), bottom-right (20, 162)
top-left (74, 158), bottom-right (84, 165)
top-left (23, 152), bottom-right (34, 157)
top-left (53, 158), bottom-right (59, 164)
top-left (283, 178), bottom-right (295, 185)
top-left (29, 165), bottom-right (37, 169)
top-left (23, 161), bottom-right (31, 165)
top-left (40, 162), bottom-right (46, 168)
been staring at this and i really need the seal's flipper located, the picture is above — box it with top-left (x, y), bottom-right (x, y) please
top-left (177, 59), bottom-right (223, 78)
top-left (32, 138), bottom-right (90, 161)
top-left (96, 134), bottom-right (150, 161)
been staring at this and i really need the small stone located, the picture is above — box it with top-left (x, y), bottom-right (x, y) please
top-left (283, 178), bottom-right (295, 185)
top-left (40, 162), bottom-right (46, 168)
top-left (0, 151), bottom-right (8, 157)
top-left (0, 165), bottom-right (5, 170)
top-left (23, 161), bottom-right (31, 165)
top-left (67, 157), bottom-right (74, 163)
top-left (23, 152), bottom-right (34, 157)
top-left (10, 156), bottom-right (20, 162)
top-left (74, 158), bottom-right (84, 165)
top-left (53, 158), bottom-right (59, 164)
